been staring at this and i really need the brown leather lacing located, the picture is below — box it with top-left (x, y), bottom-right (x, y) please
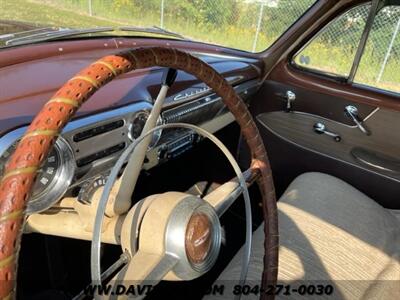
top-left (0, 47), bottom-right (278, 300)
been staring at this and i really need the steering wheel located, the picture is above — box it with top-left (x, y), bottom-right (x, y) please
top-left (0, 47), bottom-right (278, 299)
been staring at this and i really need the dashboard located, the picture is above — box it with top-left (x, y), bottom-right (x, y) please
top-left (0, 40), bottom-right (262, 214)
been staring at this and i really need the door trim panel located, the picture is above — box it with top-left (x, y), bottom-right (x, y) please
top-left (257, 109), bottom-right (400, 183)
top-left (256, 116), bottom-right (400, 209)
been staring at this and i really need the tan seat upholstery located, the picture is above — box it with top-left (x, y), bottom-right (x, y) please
top-left (206, 173), bottom-right (400, 299)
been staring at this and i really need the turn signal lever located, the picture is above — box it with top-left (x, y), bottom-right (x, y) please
top-left (344, 105), bottom-right (371, 136)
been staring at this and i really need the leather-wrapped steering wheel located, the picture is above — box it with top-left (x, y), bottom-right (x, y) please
top-left (0, 47), bottom-right (278, 299)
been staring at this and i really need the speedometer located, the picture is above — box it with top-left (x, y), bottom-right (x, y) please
top-left (0, 136), bottom-right (75, 214)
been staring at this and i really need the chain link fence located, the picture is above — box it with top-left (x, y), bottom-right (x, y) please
top-left (356, 5), bottom-right (400, 93)
top-left (294, 3), bottom-right (400, 93)
top-left (5, 0), bottom-right (400, 93)
top-left (38, 0), bottom-right (316, 52)
top-left (295, 4), bottom-right (372, 77)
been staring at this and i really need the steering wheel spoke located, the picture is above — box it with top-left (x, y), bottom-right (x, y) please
top-left (204, 180), bottom-right (242, 216)
top-left (204, 167), bottom-right (260, 216)
top-left (112, 251), bottom-right (178, 288)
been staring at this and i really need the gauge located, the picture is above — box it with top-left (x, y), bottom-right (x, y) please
top-left (0, 136), bottom-right (75, 214)
top-left (77, 174), bottom-right (108, 205)
top-left (128, 110), bottom-right (163, 149)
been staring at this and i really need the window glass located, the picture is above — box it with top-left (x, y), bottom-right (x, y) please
top-left (1, 0), bottom-right (317, 52)
top-left (293, 4), bottom-right (371, 77)
top-left (354, 6), bottom-right (400, 93)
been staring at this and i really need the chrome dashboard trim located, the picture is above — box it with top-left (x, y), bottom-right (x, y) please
top-left (1, 79), bottom-right (260, 163)
top-left (171, 75), bottom-right (244, 102)
top-left (163, 78), bottom-right (260, 124)
top-left (0, 101), bottom-right (153, 203)
top-left (192, 52), bottom-right (257, 62)
top-left (0, 101), bottom-right (153, 157)
top-left (173, 86), bottom-right (211, 102)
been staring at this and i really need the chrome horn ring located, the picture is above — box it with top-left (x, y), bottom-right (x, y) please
top-left (91, 123), bottom-right (252, 289)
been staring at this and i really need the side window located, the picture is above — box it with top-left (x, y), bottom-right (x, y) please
top-left (354, 6), bottom-right (400, 93)
top-left (293, 4), bottom-right (371, 77)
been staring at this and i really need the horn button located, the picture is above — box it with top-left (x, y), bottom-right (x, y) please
top-left (185, 212), bottom-right (212, 265)
top-left (120, 192), bottom-right (221, 281)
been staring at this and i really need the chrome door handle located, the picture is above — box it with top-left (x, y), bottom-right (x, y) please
top-left (344, 105), bottom-right (371, 135)
top-left (276, 90), bottom-right (296, 112)
top-left (285, 91), bottom-right (296, 112)
top-left (313, 122), bottom-right (341, 142)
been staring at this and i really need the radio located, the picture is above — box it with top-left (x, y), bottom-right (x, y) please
top-left (158, 131), bottom-right (200, 161)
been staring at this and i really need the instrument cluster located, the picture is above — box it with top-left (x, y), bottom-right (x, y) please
top-left (0, 136), bottom-right (74, 213)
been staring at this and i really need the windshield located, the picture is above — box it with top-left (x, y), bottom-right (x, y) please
top-left (1, 0), bottom-right (317, 52)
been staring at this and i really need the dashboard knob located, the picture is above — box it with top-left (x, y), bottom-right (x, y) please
top-left (128, 111), bottom-right (163, 149)
top-left (77, 174), bottom-right (108, 205)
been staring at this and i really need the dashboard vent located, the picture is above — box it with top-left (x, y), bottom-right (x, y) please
top-left (76, 142), bottom-right (126, 167)
top-left (73, 119), bottom-right (124, 142)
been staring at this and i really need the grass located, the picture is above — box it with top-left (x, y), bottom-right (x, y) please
top-left (1, 0), bottom-right (399, 93)
top-left (294, 42), bottom-right (400, 93)
top-left (1, 0), bottom-right (275, 52)
top-left (1, 0), bottom-right (123, 28)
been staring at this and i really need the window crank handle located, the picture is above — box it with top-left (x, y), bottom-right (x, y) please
top-left (313, 122), bottom-right (341, 142)
top-left (344, 105), bottom-right (371, 136)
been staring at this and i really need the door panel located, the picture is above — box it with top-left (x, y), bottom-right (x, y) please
top-left (249, 2), bottom-right (400, 208)
top-left (252, 79), bottom-right (377, 125)
top-left (251, 66), bottom-right (400, 209)
top-left (257, 120), bottom-right (400, 209)
top-left (258, 108), bottom-right (400, 179)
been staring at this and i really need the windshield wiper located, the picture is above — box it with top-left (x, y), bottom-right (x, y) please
top-left (4, 25), bottom-right (188, 47)
top-left (0, 27), bottom-right (57, 41)
top-left (5, 27), bottom-right (115, 46)
top-left (118, 26), bottom-right (188, 40)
